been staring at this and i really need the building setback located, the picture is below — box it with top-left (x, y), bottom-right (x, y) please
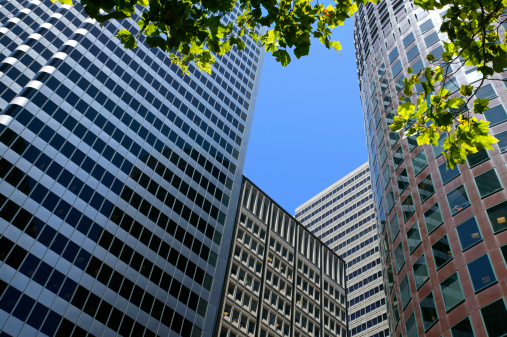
top-left (217, 177), bottom-right (348, 337)
top-left (353, 0), bottom-right (507, 336)
top-left (0, 1), bottom-right (263, 336)
top-left (296, 163), bottom-right (389, 337)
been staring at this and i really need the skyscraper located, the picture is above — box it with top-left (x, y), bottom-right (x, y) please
top-left (296, 163), bottom-right (389, 337)
top-left (354, 1), bottom-right (507, 336)
top-left (0, 1), bottom-right (263, 336)
top-left (217, 177), bottom-right (348, 337)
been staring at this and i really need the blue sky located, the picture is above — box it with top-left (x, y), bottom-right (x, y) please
top-left (243, 19), bottom-right (368, 214)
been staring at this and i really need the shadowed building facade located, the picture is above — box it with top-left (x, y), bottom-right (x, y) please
top-left (0, 0), bottom-right (263, 336)
top-left (296, 163), bottom-right (389, 337)
top-left (217, 177), bottom-right (348, 337)
top-left (353, 1), bottom-right (507, 336)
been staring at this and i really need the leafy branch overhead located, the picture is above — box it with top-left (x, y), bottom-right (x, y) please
top-left (389, 0), bottom-right (507, 168)
top-left (54, 0), bottom-right (360, 74)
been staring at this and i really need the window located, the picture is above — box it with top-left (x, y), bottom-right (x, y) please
top-left (447, 185), bottom-right (470, 216)
top-left (424, 202), bottom-right (444, 233)
top-left (413, 150), bottom-right (428, 176)
top-left (383, 165), bottom-right (392, 189)
top-left (377, 124), bottom-right (385, 144)
top-left (419, 19), bottom-right (434, 34)
top-left (413, 254), bottom-right (429, 289)
top-left (495, 129), bottom-right (507, 152)
top-left (439, 162), bottom-right (460, 185)
top-left (393, 146), bottom-right (404, 169)
top-left (407, 222), bottom-right (422, 253)
top-left (451, 317), bottom-right (474, 337)
top-left (467, 148), bottom-right (489, 167)
top-left (418, 175), bottom-right (435, 203)
top-left (433, 133), bottom-right (448, 158)
top-left (484, 105), bottom-right (507, 126)
top-left (486, 200), bottom-right (507, 233)
top-left (475, 169), bottom-right (502, 198)
top-left (406, 45), bottom-right (420, 62)
top-left (420, 292), bottom-right (439, 331)
top-left (389, 47), bottom-right (399, 63)
top-left (380, 144), bottom-right (388, 166)
top-left (386, 188), bottom-right (395, 213)
top-left (394, 242), bottom-right (405, 272)
top-left (400, 275), bottom-right (412, 309)
top-left (405, 313), bottom-right (419, 337)
top-left (424, 32), bottom-right (440, 47)
top-left (476, 84), bottom-right (498, 100)
top-left (390, 213), bottom-right (400, 240)
top-left (392, 295), bottom-right (400, 327)
top-left (480, 299), bottom-right (507, 337)
top-left (440, 273), bottom-right (464, 311)
top-left (397, 169), bottom-right (410, 193)
top-left (402, 194), bottom-right (415, 222)
top-left (467, 254), bottom-right (497, 292)
top-left (501, 245), bottom-right (507, 266)
top-left (432, 235), bottom-right (453, 269)
top-left (387, 262), bottom-right (395, 293)
top-left (456, 217), bottom-right (483, 251)
top-left (392, 60), bottom-right (403, 77)
top-left (430, 45), bottom-right (445, 60)
top-left (403, 33), bottom-right (415, 48)
top-left (389, 132), bottom-right (400, 148)
top-left (407, 136), bottom-right (418, 152)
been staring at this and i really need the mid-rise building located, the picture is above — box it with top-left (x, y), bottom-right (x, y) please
top-left (354, 1), bottom-right (507, 336)
top-left (0, 1), bottom-right (263, 336)
top-left (296, 163), bottom-right (389, 337)
top-left (217, 177), bottom-right (348, 337)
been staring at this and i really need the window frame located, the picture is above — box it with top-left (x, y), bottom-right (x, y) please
top-left (455, 216), bottom-right (483, 251)
top-left (446, 185), bottom-right (471, 216)
top-left (474, 168), bottom-right (503, 199)
top-left (440, 272), bottom-right (465, 312)
top-left (466, 253), bottom-right (498, 293)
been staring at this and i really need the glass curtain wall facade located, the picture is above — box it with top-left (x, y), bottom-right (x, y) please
top-left (353, 1), bottom-right (507, 336)
top-left (217, 177), bottom-right (348, 337)
top-left (0, 0), bottom-right (264, 336)
top-left (295, 163), bottom-right (389, 337)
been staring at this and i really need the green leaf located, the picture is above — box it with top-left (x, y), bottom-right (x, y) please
top-left (447, 97), bottom-right (465, 109)
top-left (459, 84), bottom-right (474, 96)
top-left (273, 49), bottom-right (291, 67)
top-left (473, 98), bottom-right (490, 114)
top-left (116, 29), bottom-right (137, 49)
top-left (492, 56), bottom-right (507, 73)
top-left (52, 0), bottom-right (73, 5)
top-left (330, 41), bottom-right (342, 53)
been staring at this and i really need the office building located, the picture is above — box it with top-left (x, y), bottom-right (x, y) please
top-left (296, 163), bottom-right (390, 337)
top-left (0, 1), bottom-right (263, 336)
top-left (217, 177), bottom-right (348, 337)
top-left (353, 1), bottom-right (507, 336)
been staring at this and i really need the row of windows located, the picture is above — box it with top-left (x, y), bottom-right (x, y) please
top-left (296, 168), bottom-right (370, 218)
top-left (239, 214), bottom-right (267, 241)
top-left (348, 257), bottom-right (381, 281)
top-left (348, 246), bottom-right (379, 268)
top-left (350, 298), bottom-right (386, 321)
top-left (335, 224), bottom-right (377, 258)
top-left (349, 284), bottom-right (384, 307)
top-left (324, 211), bottom-right (375, 245)
top-left (349, 271), bottom-right (383, 293)
top-left (351, 312), bottom-right (388, 336)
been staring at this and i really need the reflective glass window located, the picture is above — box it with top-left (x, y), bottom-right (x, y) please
top-left (406, 313), bottom-right (419, 337)
top-left (433, 133), bottom-right (448, 158)
top-left (386, 188), bottom-right (396, 213)
top-left (447, 185), bottom-right (470, 216)
top-left (424, 202), bottom-right (444, 233)
top-left (480, 299), bottom-right (507, 337)
top-left (407, 136), bottom-right (418, 152)
top-left (495, 129), bottom-right (507, 152)
top-left (486, 200), bottom-right (507, 233)
top-left (389, 47), bottom-right (399, 64)
top-left (407, 222), bottom-right (422, 253)
top-left (418, 174), bottom-right (435, 203)
top-left (467, 148), bottom-right (489, 167)
top-left (424, 32), bottom-right (440, 47)
top-left (383, 164), bottom-right (392, 190)
top-left (393, 146), bottom-right (404, 169)
top-left (484, 104), bottom-right (507, 126)
top-left (413, 150), bottom-right (428, 176)
top-left (441, 272), bottom-right (464, 312)
top-left (403, 33), bottom-right (416, 48)
top-left (432, 235), bottom-right (453, 269)
top-left (393, 295), bottom-right (400, 327)
top-left (400, 274), bottom-right (412, 309)
top-left (402, 194), bottom-right (415, 222)
top-left (394, 241), bottom-right (405, 273)
top-left (439, 162), bottom-right (460, 185)
top-left (397, 169), bottom-right (410, 193)
top-left (392, 61), bottom-right (403, 77)
top-left (420, 292), bottom-right (439, 331)
top-left (451, 317), bottom-right (474, 337)
top-left (467, 254), bottom-right (497, 292)
top-left (387, 261), bottom-right (395, 293)
top-left (476, 84), bottom-right (498, 100)
top-left (456, 217), bottom-right (483, 251)
top-left (389, 132), bottom-right (400, 148)
top-left (380, 144), bottom-right (388, 166)
top-left (390, 213), bottom-right (400, 241)
top-left (406, 45), bottom-right (420, 62)
top-left (475, 169), bottom-right (502, 198)
top-left (419, 19), bottom-right (434, 34)
top-left (414, 254), bottom-right (430, 289)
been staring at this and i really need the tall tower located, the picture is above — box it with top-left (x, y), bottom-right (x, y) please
top-left (296, 163), bottom-right (390, 337)
top-left (354, 1), bottom-right (507, 336)
top-left (217, 177), bottom-right (348, 337)
top-left (0, 1), bottom-right (263, 336)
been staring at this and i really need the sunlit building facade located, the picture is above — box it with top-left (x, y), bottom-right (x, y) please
top-left (0, 0), bottom-right (263, 336)
top-left (217, 177), bottom-right (348, 337)
top-left (296, 163), bottom-right (389, 337)
top-left (354, 1), bottom-right (507, 336)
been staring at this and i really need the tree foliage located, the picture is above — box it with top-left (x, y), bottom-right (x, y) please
top-left (52, 0), bottom-right (507, 168)
top-left (389, 0), bottom-right (507, 168)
